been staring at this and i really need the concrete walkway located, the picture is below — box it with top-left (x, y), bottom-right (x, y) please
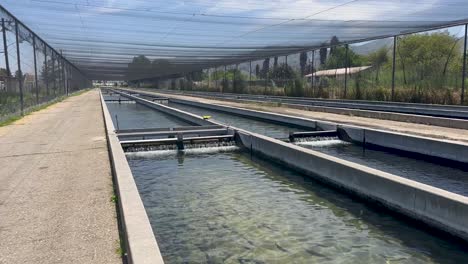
top-left (0, 90), bottom-right (120, 264)
top-left (143, 90), bottom-right (468, 143)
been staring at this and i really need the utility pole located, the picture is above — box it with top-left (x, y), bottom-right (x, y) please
top-left (33, 36), bottom-right (39, 103)
top-left (344, 44), bottom-right (349, 98)
top-left (462, 25), bottom-right (467, 105)
top-left (391, 36), bottom-right (397, 101)
top-left (15, 20), bottom-right (24, 115)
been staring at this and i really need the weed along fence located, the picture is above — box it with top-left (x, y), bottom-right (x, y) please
top-left (0, 5), bottom-right (90, 122)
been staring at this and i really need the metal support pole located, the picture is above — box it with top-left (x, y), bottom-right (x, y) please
top-left (309, 51), bottom-right (314, 97)
top-left (2, 18), bottom-right (10, 78)
top-left (207, 68), bottom-right (211, 90)
top-left (392, 36), bottom-right (397, 101)
top-left (233, 64), bottom-right (237, 92)
top-left (52, 54), bottom-right (57, 95)
top-left (33, 36), bottom-right (39, 103)
top-left (265, 61), bottom-right (269, 93)
top-left (344, 44), bottom-right (349, 98)
top-left (61, 51), bottom-right (66, 95)
top-left (66, 64), bottom-right (70, 94)
top-left (15, 21), bottom-right (24, 115)
top-left (223, 65), bottom-right (226, 93)
top-left (311, 50), bottom-right (315, 95)
top-left (214, 68), bottom-right (217, 91)
top-left (462, 25), bottom-right (467, 105)
top-left (44, 46), bottom-right (49, 96)
top-left (249, 61), bottom-right (252, 90)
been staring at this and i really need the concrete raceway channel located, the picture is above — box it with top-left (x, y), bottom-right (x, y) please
top-left (101, 88), bottom-right (468, 263)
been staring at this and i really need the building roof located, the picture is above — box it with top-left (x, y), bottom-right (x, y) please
top-left (305, 66), bottom-right (372, 77)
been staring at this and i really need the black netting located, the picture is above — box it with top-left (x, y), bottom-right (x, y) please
top-left (3, 0), bottom-right (468, 81)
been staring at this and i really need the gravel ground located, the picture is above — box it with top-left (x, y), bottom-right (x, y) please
top-left (0, 90), bottom-right (121, 264)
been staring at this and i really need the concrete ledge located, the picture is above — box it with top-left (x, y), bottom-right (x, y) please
top-left (338, 125), bottom-right (468, 164)
top-left (99, 91), bottom-right (165, 264)
top-left (235, 130), bottom-right (468, 242)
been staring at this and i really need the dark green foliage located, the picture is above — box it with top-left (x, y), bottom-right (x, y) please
top-left (330, 36), bottom-right (340, 56)
top-left (300, 52), bottom-right (308, 75)
top-left (323, 46), bottom-right (365, 69)
top-left (126, 56), bottom-right (175, 81)
top-left (367, 47), bottom-right (389, 83)
top-left (270, 63), bottom-right (295, 79)
top-left (261, 58), bottom-right (270, 78)
top-left (319, 47), bottom-right (327, 65)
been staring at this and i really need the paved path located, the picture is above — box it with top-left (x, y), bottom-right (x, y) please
top-left (0, 90), bottom-right (120, 264)
top-left (142, 90), bottom-right (468, 143)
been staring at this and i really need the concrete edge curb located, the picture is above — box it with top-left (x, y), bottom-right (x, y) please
top-left (99, 91), bottom-right (165, 264)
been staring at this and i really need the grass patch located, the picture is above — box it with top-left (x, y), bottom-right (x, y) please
top-left (115, 239), bottom-right (126, 257)
top-left (110, 194), bottom-right (118, 203)
top-left (0, 89), bottom-right (91, 127)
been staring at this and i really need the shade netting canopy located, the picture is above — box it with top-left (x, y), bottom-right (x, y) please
top-left (3, 0), bottom-right (468, 80)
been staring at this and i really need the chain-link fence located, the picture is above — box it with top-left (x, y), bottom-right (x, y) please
top-left (0, 7), bottom-right (91, 122)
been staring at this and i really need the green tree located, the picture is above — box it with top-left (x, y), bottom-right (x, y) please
top-left (271, 63), bottom-right (304, 96)
top-left (324, 46), bottom-right (364, 69)
top-left (261, 58), bottom-right (270, 78)
top-left (367, 47), bottom-right (389, 83)
top-left (319, 46), bottom-right (327, 66)
top-left (397, 32), bottom-right (462, 84)
top-left (0, 68), bottom-right (8, 77)
top-left (330, 36), bottom-right (340, 56)
top-left (126, 55), bottom-right (152, 80)
top-left (151, 59), bottom-right (172, 76)
top-left (300, 52), bottom-right (308, 76)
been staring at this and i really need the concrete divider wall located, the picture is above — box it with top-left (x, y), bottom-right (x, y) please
top-left (99, 92), bottom-right (165, 264)
top-left (235, 130), bottom-right (468, 241)
top-left (338, 125), bottom-right (468, 164)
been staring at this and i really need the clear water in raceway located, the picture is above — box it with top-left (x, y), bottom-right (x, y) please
top-left (128, 150), bottom-right (468, 264)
